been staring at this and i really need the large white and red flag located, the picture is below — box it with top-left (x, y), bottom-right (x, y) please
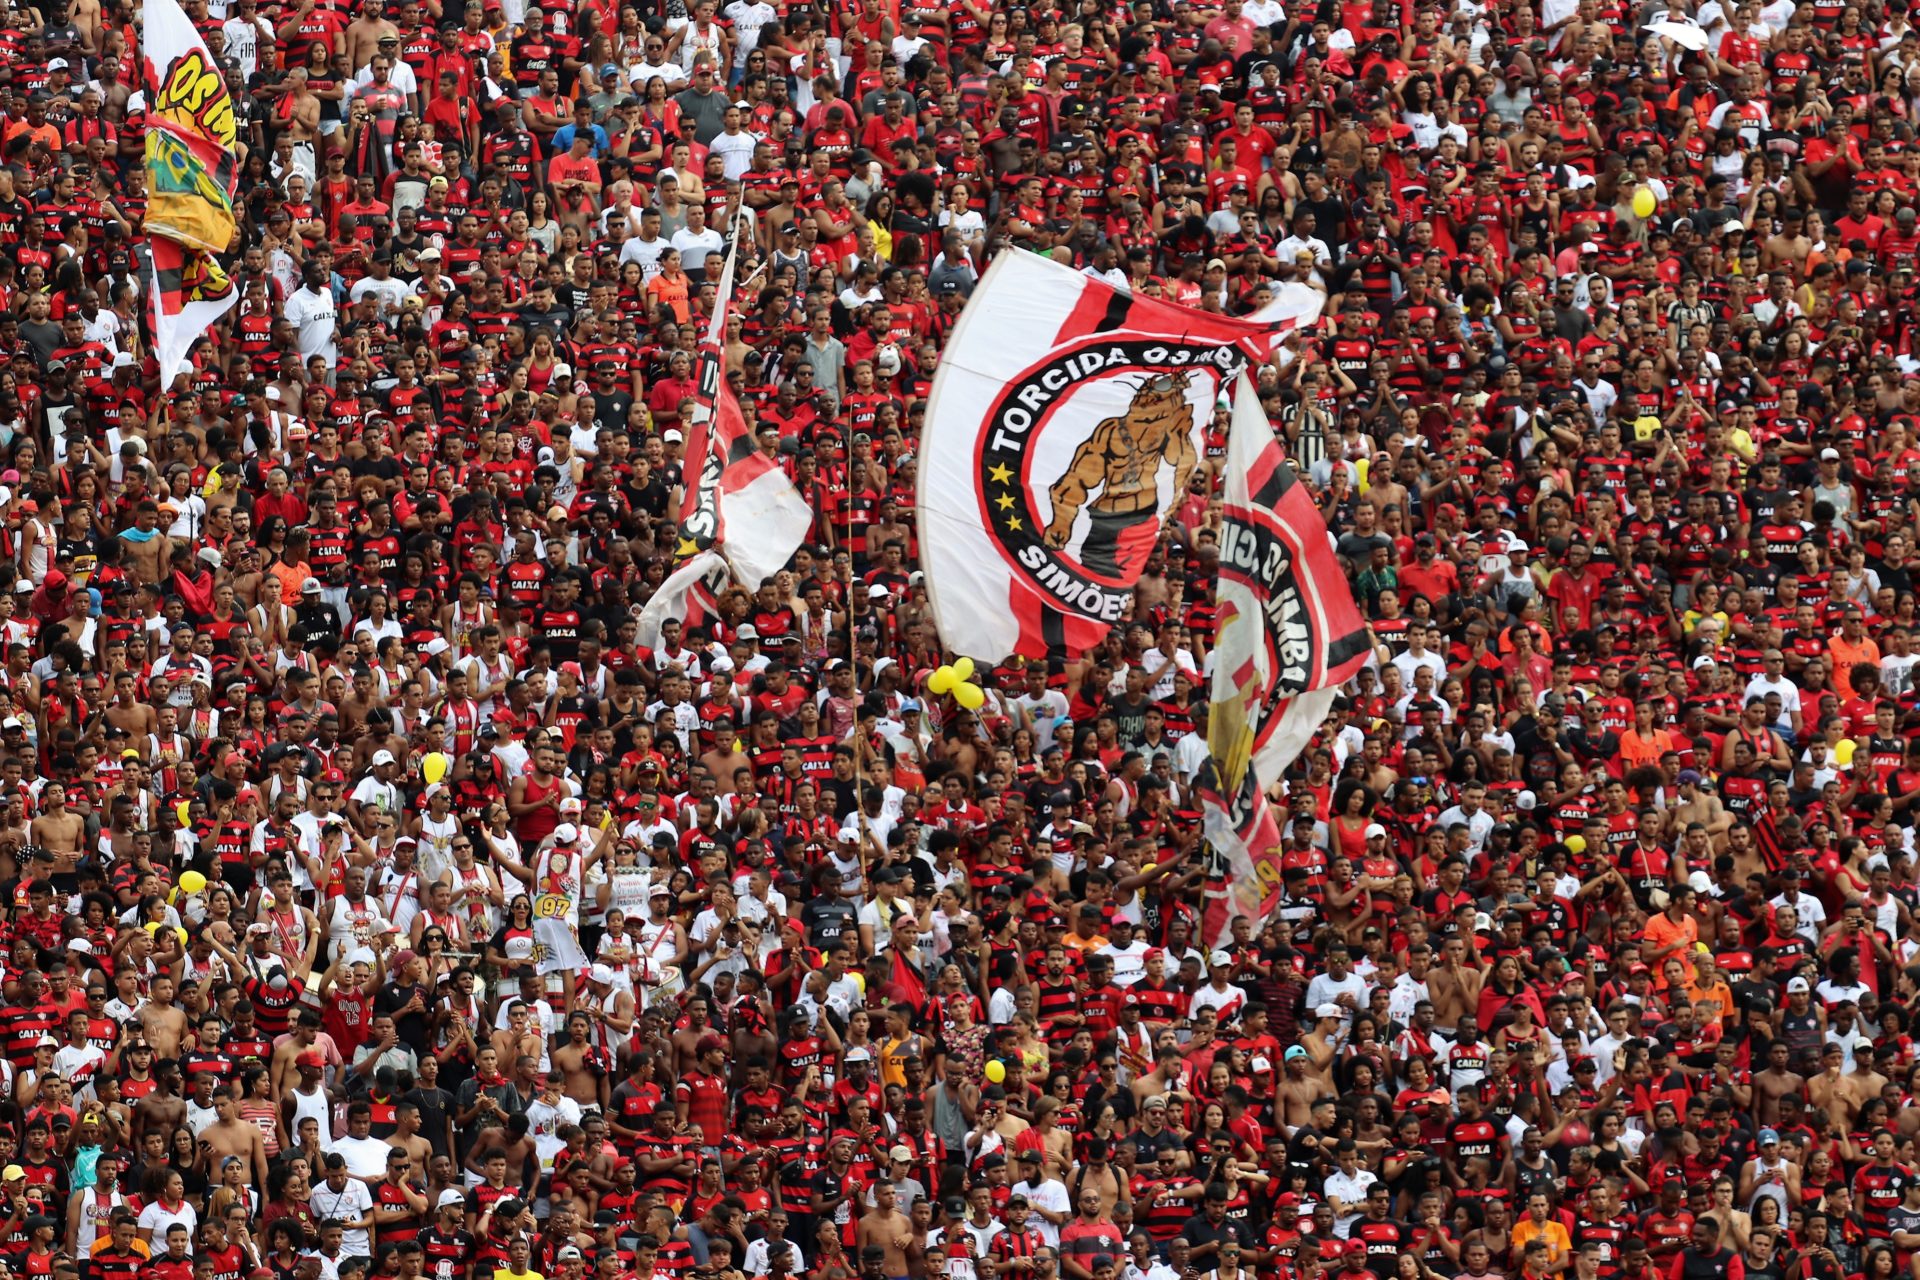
top-left (916, 251), bottom-right (1322, 664)
top-left (641, 227), bottom-right (810, 645)
top-left (1199, 374), bottom-right (1372, 945)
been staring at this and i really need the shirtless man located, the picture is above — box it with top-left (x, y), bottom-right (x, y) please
top-left (138, 974), bottom-right (189, 1059)
top-left (1753, 1041), bottom-right (1805, 1127)
top-left (1761, 208), bottom-right (1814, 276)
top-left (551, 1014), bottom-right (610, 1112)
top-left (30, 781), bottom-right (85, 877)
top-left (1806, 1042), bottom-right (1861, 1134)
top-left (857, 1181), bottom-right (915, 1277)
top-left (102, 671), bottom-right (158, 740)
top-left (387, 1102), bottom-right (434, 1185)
top-left (201, 1089), bottom-right (269, 1191)
top-left (1669, 775), bottom-right (1733, 847)
top-left (1274, 1049), bottom-right (1321, 1134)
top-left (698, 730), bottom-right (752, 795)
top-left (491, 1001), bottom-right (549, 1074)
top-left (344, 0), bottom-right (399, 70)
top-left (276, 68), bottom-right (322, 179)
top-left (1427, 936), bottom-right (1485, 1029)
top-left (132, 1057), bottom-right (188, 1147)
top-left (118, 502), bottom-right (173, 586)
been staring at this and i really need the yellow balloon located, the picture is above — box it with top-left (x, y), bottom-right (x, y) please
top-left (984, 1059), bottom-right (1006, 1083)
top-left (1632, 187), bottom-right (1657, 219)
top-left (176, 800), bottom-right (193, 825)
top-left (955, 681), bottom-right (986, 710)
top-left (928, 666), bottom-right (956, 695)
top-left (422, 752), bottom-right (451, 785)
top-left (1565, 834), bottom-right (1587, 855)
top-left (1835, 738), bottom-right (1857, 765)
top-left (952, 657), bottom-right (974, 683)
top-left (178, 870), bottom-right (207, 895)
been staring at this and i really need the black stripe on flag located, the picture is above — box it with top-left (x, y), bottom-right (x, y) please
top-left (1094, 292), bottom-right (1133, 333)
top-left (1041, 607), bottom-right (1067, 660)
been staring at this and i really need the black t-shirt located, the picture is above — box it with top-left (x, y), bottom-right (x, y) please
top-left (403, 1084), bottom-right (456, 1159)
top-left (376, 980), bottom-right (431, 1054)
top-left (800, 897), bottom-right (858, 950)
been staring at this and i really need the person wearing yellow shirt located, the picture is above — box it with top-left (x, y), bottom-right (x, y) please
top-left (493, 1235), bottom-right (546, 1280)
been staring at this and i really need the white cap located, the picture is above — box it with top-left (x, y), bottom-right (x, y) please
top-left (300, 576), bottom-right (323, 594)
top-left (1579, 240), bottom-right (1599, 254)
top-left (554, 822), bottom-right (580, 844)
top-left (1821, 448), bottom-right (1842, 461)
top-left (423, 637), bottom-right (451, 657)
top-left (1363, 822), bottom-right (1387, 840)
top-left (438, 1189), bottom-right (467, 1208)
top-left (552, 363), bottom-right (572, 380)
top-left (417, 247), bottom-right (442, 261)
top-left (1516, 790), bottom-right (1537, 811)
top-left (588, 963), bottom-right (615, 985)
top-left (371, 749), bottom-right (396, 766)
top-left (844, 1046), bottom-right (872, 1062)
top-left (1315, 1002), bottom-right (1343, 1019)
top-left (1209, 949), bottom-right (1233, 967)
top-left (3, 717), bottom-right (24, 730)
top-left (868, 583), bottom-right (890, 599)
top-left (1787, 976), bottom-right (1811, 993)
top-left (663, 428), bottom-right (684, 443)
top-left (1507, 538), bottom-right (1529, 555)
top-left (47, 57), bottom-right (67, 70)
top-left (112, 350), bottom-right (135, 369)
top-left (559, 796), bottom-right (584, 814)
top-left (1687, 870), bottom-right (1712, 894)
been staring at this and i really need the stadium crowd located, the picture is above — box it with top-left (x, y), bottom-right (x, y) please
top-left (3, 3), bottom-right (1920, 1280)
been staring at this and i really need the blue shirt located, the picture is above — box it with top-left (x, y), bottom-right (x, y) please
top-left (550, 122), bottom-right (610, 156)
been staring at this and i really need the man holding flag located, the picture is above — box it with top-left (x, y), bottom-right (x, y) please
top-left (637, 208), bottom-right (812, 646)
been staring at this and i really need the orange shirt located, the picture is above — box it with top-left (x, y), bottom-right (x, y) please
top-left (1641, 910), bottom-right (1698, 989)
top-left (1830, 633), bottom-right (1883, 691)
top-left (1619, 726), bottom-right (1676, 773)
top-left (647, 271), bottom-right (691, 323)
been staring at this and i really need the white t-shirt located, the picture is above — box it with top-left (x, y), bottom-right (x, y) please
top-left (282, 286), bottom-right (338, 366)
top-left (329, 1134), bottom-right (394, 1181)
top-left (670, 224), bottom-right (727, 271)
top-left (1011, 1178), bottom-right (1070, 1246)
top-left (138, 1198), bottom-right (199, 1244)
top-left (308, 1179), bottom-right (373, 1255)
